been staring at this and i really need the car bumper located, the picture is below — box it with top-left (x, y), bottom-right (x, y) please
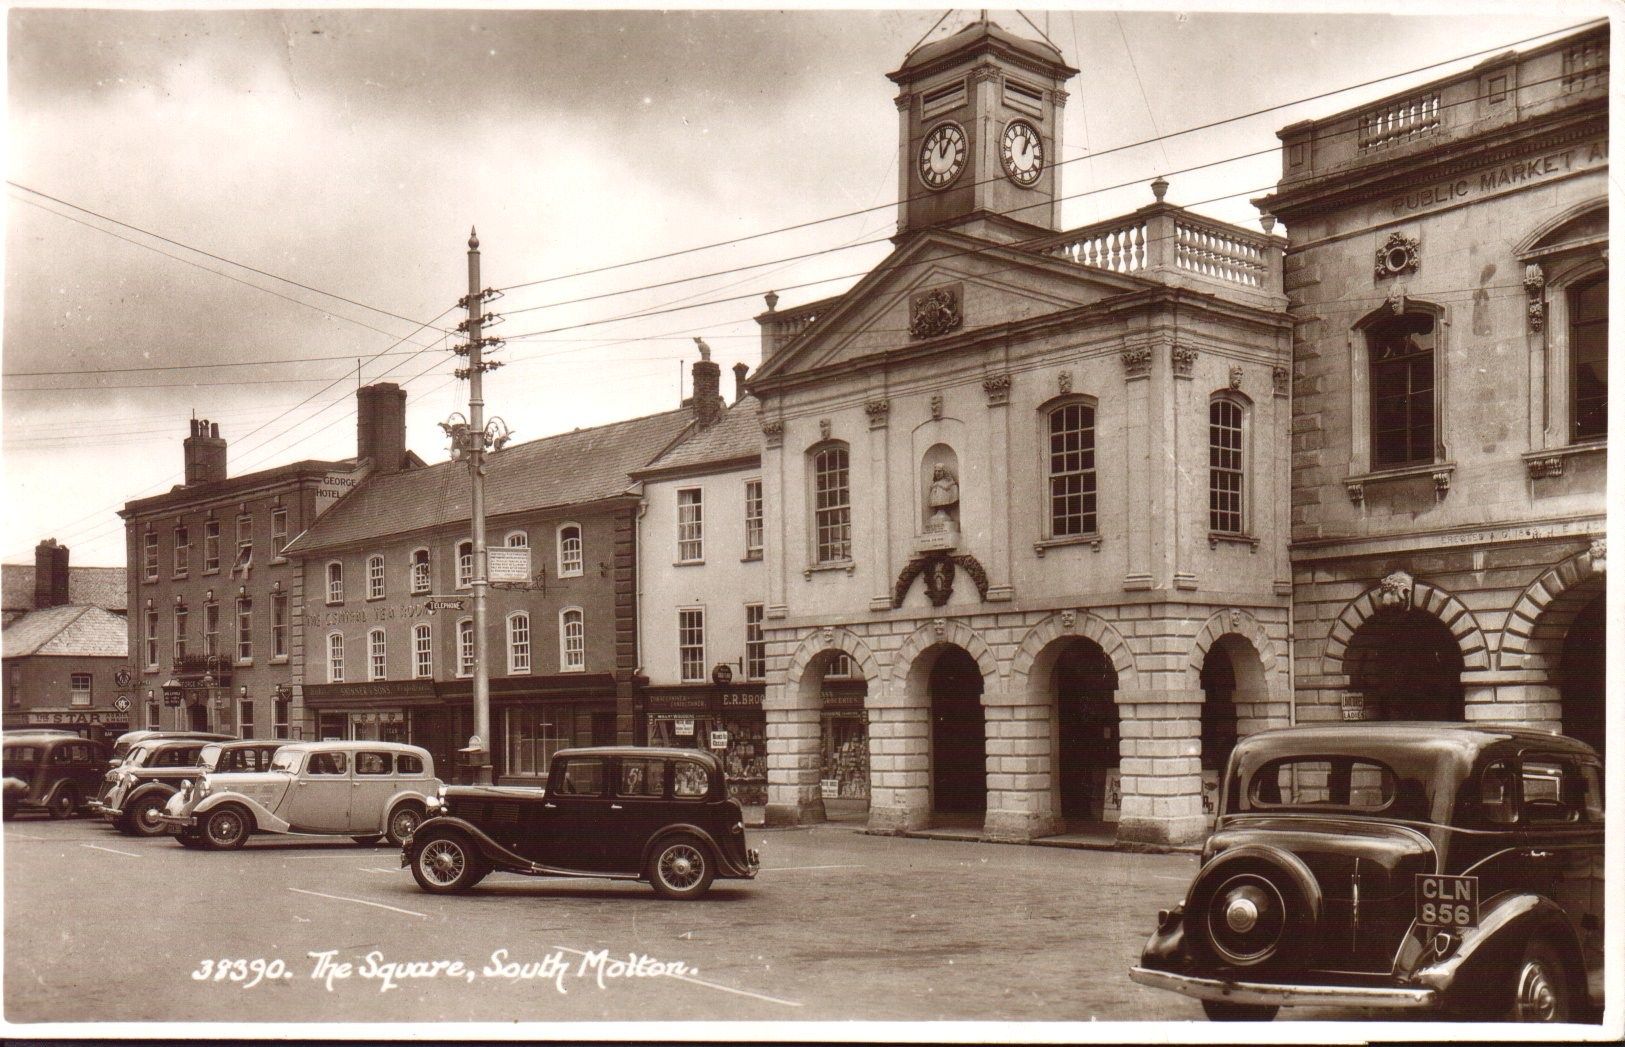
top-left (155, 813), bottom-right (196, 830)
top-left (88, 800), bottom-right (124, 819)
top-left (1129, 967), bottom-right (1438, 1011)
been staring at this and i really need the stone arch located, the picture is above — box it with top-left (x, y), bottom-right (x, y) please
top-left (1320, 576), bottom-right (1490, 677)
top-left (1514, 198), bottom-right (1607, 257)
top-left (784, 626), bottom-right (882, 693)
top-left (1010, 611), bottom-right (1139, 693)
top-left (1184, 608), bottom-right (1282, 689)
top-left (887, 618), bottom-right (998, 688)
top-left (1498, 541), bottom-right (1605, 670)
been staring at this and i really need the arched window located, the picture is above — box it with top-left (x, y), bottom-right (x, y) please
top-left (326, 632), bottom-right (345, 684)
top-left (811, 444), bottom-right (851, 563)
top-left (1209, 395), bottom-right (1247, 534)
top-left (1047, 401), bottom-right (1096, 537)
top-left (1569, 271), bottom-right (1607, 442)
top-left (560, 608), bottom-right (585, 672)
top-left (366, 554), bottom-right (385, 600)
top-left (457, 618), bottom-right (475, 677)
top-left (326, 561), bottom-right (344, 604)
top-left (1366, 310), bottom-right (1437, 469)
top-left (507, 612), bottom-right (531, 675)
top-left (412, 623), bottom-right (433, 679)
top-left (557, 524), bottom-right (583, 577)
top-left (409, 548), bottom-right (431, 594)
top-left (505, 530), bottom-right (529, 548)
top-left (367, 628), bottom-right (387, 681)
top-left (455, 540), bottom-right (474, 588)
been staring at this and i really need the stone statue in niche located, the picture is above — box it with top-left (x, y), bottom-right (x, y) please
top-left (927, 463), bottom-right (959, 532)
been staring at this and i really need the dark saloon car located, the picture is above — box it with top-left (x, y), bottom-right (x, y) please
top-left (1130, 722), bottom-right (1603, 1022)
top-left (89, 737), bottom-right (232, 835)
top-left (403, 747), bottom-right (759, 899)
top-left (3, 733), bottom-right (110, 819)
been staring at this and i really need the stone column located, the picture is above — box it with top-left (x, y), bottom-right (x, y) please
top-left (982, 688), bottom-right (1058, 841)
top-left (1115, 688), bottom-right (1207, 847)
top-left (764, 687), bottom-right (826, 826)
top-left (866, 700), bottom-right (931, 832)
top-left (982, 375), bottom-right (1014, 601)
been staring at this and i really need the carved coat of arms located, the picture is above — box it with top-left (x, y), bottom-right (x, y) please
top-left (909, 286), bottom-right (962, 340)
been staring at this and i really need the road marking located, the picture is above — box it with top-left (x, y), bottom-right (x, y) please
top-left (1151, 874), bottom-right (1190, 882)
top-left (288, 886), bottom-right (428, 919)
top-left (81, 843), bottom-right (142, 858)
top-left (359, 867), bottom-right (402, 874)
top-left (552, 945), bottom-right (801, 1009)
top-left (759, 864), bottom-right (865, 873)
top-left (7, 833), bottom-right (51, 841)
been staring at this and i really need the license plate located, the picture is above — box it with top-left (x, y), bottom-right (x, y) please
top-left (1416, 873), bottom-right (1478, 928)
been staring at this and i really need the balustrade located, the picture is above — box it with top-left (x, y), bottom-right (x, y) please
top-left (1358, 91), bottom-right (1442, 152)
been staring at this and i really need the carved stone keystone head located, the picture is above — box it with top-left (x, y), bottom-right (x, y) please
top-left (1377, 569), bottom-right (1414, 611)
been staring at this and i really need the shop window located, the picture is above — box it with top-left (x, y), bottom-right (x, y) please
top-left (236, 597), bottom-right (253, 662)
top-left (457, 618), bottom-right (474, 677)
top-left (410, 548), bottom-right (431, 594)
top-left (1047, 400), bottom-right (1097, 537)
top-left (327, 632), bottom-right (345, 684)
top-left (1366, 310), bottom-right (1437, 469)
top-left (239, 699), bottom-right (255, 739)
top-left (144, 609), bottom-right (159, 669)
top-left (271, 594), bottom-right (288, 660)
top-left (70, 673), bottom-right (92, 707)
top-left (367, 555), bottom-right (385, 600)
top-left (559, 608), bottom-right (584, 672)
top-left (271, 508), bottom-right (288, 558)
top-left (557, 524), bottom-right (583, 577)
top-left (505, 708), bottom-right (565, 779)
top-left (678, 608), bottom-right (706, 683)
top-left (173, 525), bottom-right (190, 578)
top-left (204, 603), bottom-right (219, 659)
top-left (274, 697), bottom-right (290, 739)
top-left (456, 540), bottom-right (474, 588)
top-left (826, 652), bottom-right (854, 678)
top-left (326, 561), bottom-right (345, 605)
top-left (811, 444), bottom-right (851, 563)
top-left (413, 623), bottom-right (433, 679)
top-left (677, 488), bottom-right (704, 562)
top-left (507, 612), bottom-right (531, 675)
top-left (173, 607), bottom-right (189, 663)
top-left (744, 479), bottom-right (764, 559)
top-left (203, 520), bottom-right (221, 572)
top-left (744, 604), bottom-right (766, 680)
top-left (1209, 395), bottom-right (1247, 534)
top-left (143, 531), bottom-right (159, 582)
top-left (368, 628), bottom-right (386, 681)
top-left (1569, 271), bottom-right (1607, 442)
top-left (673, 761), bottom-right (710, 798)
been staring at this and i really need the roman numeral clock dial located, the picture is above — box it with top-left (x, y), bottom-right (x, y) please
top-left (917, 121), bottom-right (967, 190)
top-left (1001, 120), bottom-right (1044, 186)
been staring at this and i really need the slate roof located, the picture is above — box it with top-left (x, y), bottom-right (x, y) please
top-left (634, 396), bottom-right (762, 478)
top-left (2, 605), bottom-right (129, 659)
top-left (285, 408), bottom-right (693, 555)
top-left (1, 565), bottom-right (127, 615)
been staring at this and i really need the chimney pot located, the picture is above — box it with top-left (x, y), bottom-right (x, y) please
top-left (690, 349), bottom-right (722, 428)
top-left (183, 418), bottom-right (228, 485)
top-left (732, 362), bottom-right (749, 403)
top-left (357, 383), bottom-right (409, 473)
top-left (33, 539), bottom-right (70, 609)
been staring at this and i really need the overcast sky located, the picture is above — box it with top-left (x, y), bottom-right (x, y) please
top-left (3, 1), bottom-right (1602, 567)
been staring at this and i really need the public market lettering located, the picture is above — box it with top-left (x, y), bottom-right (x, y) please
top-left (1389, 138), bottom-right (1606, 216)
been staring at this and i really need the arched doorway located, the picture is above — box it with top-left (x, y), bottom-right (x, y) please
top-left (1199, 634), bottom-right (1270, 820)
top-left (927, 645), bottom-right (985, 817)
top-left (1052, 638), bottom-right (1119, 827)
top-left (1557, 591), bottom-right (1605, 756)
top-left (810, 650), bottom-right (871, 819)
top-left (1344, 610), bottom-right (1465, 721)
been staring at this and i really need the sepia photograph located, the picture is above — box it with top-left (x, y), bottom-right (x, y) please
top-left (1, 0), bottom-right (1616, 1038)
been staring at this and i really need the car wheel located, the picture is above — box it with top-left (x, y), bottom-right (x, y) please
top-left (1202, 1000), bottom-right (1279, 1022)
top-left (47, 787), bottom-right (78, 820)
top-left (1509, 938), bottom-right (1573, 1022)
top-left (128, 794), bottom-right (171, 837)
top-left (200, 806), bottom-right (251, 851)
top-left (410, 832), bottom-right (486, 893)
top-left (384, 803), bottom-right (424, 846)
top-left (351, 835), bottom-right (383, 847)
top-left (176, 831), bottom-right (204, 849)
top-left (648, 835), bottom-right (715, 900)
top-left (1189, 849), bottom-right (1315, 971)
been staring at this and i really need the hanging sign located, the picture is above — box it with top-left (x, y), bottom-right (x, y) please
top-left (487, 547), bottom-right (532, 583)
top-left (114, 668), bottom-right (133, 688)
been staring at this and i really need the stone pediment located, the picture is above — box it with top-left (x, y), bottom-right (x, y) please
top-left (753, 230), bottom-right (1149, 384)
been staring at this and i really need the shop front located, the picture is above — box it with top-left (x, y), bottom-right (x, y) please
top-left (482, 674), bottom-right (620, 787)
top-left (4, 707), bottom-right (129, 741)
top-left (819, 679), bottom-right (869, 810)
top-left (301, 679), bottom-right (436, 746)
top-left (643, 682), bottom-right (768, 805)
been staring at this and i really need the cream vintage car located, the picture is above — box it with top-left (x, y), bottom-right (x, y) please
top-left (157, 740), bottom-right (440, 850)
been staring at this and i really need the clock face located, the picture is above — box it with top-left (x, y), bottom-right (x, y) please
top-left (918, 122), bottom-right (967, 190)
top-left (1001, 120), bottom-right (1044, 186)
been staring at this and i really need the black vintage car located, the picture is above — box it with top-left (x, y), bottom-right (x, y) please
top-left (1131, 722), bottom-right (1603, 1022)
top-left (2, 733), bottom-right (110, 819)
top-left (403, 746), bottom-right (759, 899)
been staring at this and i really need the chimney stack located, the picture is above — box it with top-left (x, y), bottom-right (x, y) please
top-left (33, 539), bottom-right (69, 609)
top-left (357, 383), bottom-right (409, 474)
top-left (183, 418), bottom-right (228, 485)
top-left (690, 339), bottom-right (722, 427)
top-left (733, 362), bottom-right (749, 403)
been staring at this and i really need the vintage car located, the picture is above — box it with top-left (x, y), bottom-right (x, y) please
top-left (158, 740), bottom-right (440, 850)
top-left (91, 738), bottom-right (285, 836)
top-left (2, 733), bottom-right (110, 819)
top-left (1130, 722), bottom-right (1603, 1022)
top-left (93, 729), bottom-right (233, 804)
top-left (403, 746), bottom-right (759, 900)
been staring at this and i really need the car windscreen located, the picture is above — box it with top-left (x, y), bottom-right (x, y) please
top-left (126, 746), bottom-right (154, 768)
top-left (198, 745), bottom-right (223, 770)
top-left (269, 750), bottom-right (302, 773)
top-left (1244, 756), bottom-right (1402, 815)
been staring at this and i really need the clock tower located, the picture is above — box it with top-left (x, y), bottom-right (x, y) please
top-left (888, 18), bottom-right (1078, 241)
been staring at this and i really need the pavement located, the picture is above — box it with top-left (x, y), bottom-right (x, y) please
top-left (2, 812), bottom-right (1445, 1028)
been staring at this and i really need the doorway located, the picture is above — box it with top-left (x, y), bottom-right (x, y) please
top-left (929, 646), bottom-right (985, 816)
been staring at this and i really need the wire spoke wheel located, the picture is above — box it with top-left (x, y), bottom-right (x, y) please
top-left (649, 838), bottom-right (714, 899)
top-left (387, 806), bottom-right (422, 846)
top-left (420, 839), bottom-right (466, 887)
top-left (203, 807), bottom-right (248, 849)
top-left (132, 797), bottom-right (168, 836)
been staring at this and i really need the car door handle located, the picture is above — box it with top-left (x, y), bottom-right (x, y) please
top-left (610, 804), bottom-right (623, 811)
top-left (1529, 850), bottom-right (1554, 859)
top-left (544, 801), bottom-right (557, 808)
